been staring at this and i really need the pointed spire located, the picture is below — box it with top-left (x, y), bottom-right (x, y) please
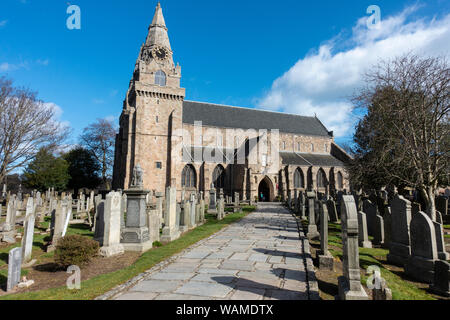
top-left (151, 2), bottom-right (166, 27)
top-left (145, 2), bottom-right (171, 50)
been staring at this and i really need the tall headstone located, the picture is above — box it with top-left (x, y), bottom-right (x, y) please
top-left (161, 186), bottom-right (180, 242)
top-left (208, 185), bottom-right (217, 214)
top-left (317, 201), bottom-right (333, 270)
top-left (7, 247), bottom-right (22, 292)
top-left (217, 193), bottom-right (225, 220)
top-left (357, 211), bottom-right (372, 248)
top-left (189, 193), bottom-right (197, 228)
top-left (387, 195), bottom-right (412, 266)
top-left (436, 196), bottom-right (448, 216)
top-left (300, 192), bottom-right (306, 219)
top-left (433, 221), bottom-right (449, 261)
top-left (100, 191), bottom-right (125, 257)
top-left (155, 192), bottom-right (164, 227)
top-left (373, 214), bottom-right (385, 246)
top-left (148, 209), bottom-right (161, 244)
top-left (405, 211), bottom-right (438, 284)
top-left (180, 199), bottom-right (190, 232)
top-left (383, 206), bottom-right (392, 248)
top-left (21, 210), bottom-right (36, 263)
top-left (121, 165), bottom-right (152, 252)
top-left (93, 199), bottom-right (105, 242)
top-left (337, 195), bottom-right (368, 300)
top-left (306, 192), bottom-right (319, 239)
top-left (326, 199), bottom-right (338, 222)
top-left (363, 199), bottom-right (377, 237)
top-left (3, 196), bottom-right (17, 232)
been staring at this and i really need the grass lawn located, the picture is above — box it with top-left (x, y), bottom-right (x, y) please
top-left (0, 206), bottom-right (255, 300)
top-left (302, 220), bottom-right (438, 300)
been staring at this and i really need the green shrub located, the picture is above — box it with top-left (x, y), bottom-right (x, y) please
top-left (54, 235), bottom-right (99, 267)
top-left (153, 241), bottom-right (163, 247)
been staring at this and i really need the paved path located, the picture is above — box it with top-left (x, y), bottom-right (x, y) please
top-left (108, 203), bottom-right (318, 300)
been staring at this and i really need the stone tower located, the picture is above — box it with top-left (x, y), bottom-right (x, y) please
top-left (113, 2), bottom-right (185, 191)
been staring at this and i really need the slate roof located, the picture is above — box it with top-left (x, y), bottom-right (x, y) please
top-left (280, 152), bottom-right (345, 167)
top-left (182, 100), bottom-right (332, 137)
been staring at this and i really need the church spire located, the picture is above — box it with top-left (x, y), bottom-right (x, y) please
top-left (145, 2), bottom-right (171, 50)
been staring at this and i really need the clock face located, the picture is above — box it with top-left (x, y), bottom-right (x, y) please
top-left (152, 46), bottom-right (169, 61)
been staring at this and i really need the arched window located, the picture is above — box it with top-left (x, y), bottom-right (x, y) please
top-left (293, 168), bottom-right (304, 188)
top-left (181, 164), bottom-right (196, 188)
top-left (317, 169), bottom-right (327, 188)
top-left (155, 70), bottom-right (166, 86)
top-left (212, 165), bottom-right (226, 189)
top-left (337, 172), bottom-right (343, 190)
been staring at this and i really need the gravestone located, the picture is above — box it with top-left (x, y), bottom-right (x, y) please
top-left (21, 211), bottom-right (36, 264)
top-left (373, 214), bottom-right (385, 246)
top-left (93, 200), bottom-right (105, 243)
top-left (362, 199), bottom-right (377, 237)
top-left (189, 193), bottom-right (197, 228)
top-left (121, 174), bottom-right (152, 252)
top-left (306, 192), bottom-right (319, 239)
top-left (180, 199), bottom-right (190, 232)
top-left (161, 186), bottom-right (180, 242)
top-left (405, 211), bottom-right (438, 284)
top-left (100, 191), bottom-right (125, 257)
top-left (357, 211), bottom-right (372, 248)
top-left (317, 201), bottom-right (333, 270)
top-left (383, 207), bottom-right (392, 248)
top-left (387, 195), bottom-right (412, 266)
top-left (155, 192), bottom-right (164, 227)
top-left (3, 196), bottom-right (17, 233)
top-left (429, 260), bottom-right (450, 297)
top-left (217, 193), bottom-right (225, 220)
top-left (148, 209), bottom-right (160, 244)
top-left (7, 247), bottom-right (22, 292)
top-left (199, 192), bottom-right (205, 223)
top-left (433, 221), bottom-right (449, 261)
top-left (327, 199), bottom-right (338, 222)
top-left (337, 195), bottom-right (368, 300)
top-left (208, 187), bottom-right (217, 214)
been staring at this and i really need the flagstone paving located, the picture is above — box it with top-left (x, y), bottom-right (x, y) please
top-left (109, 203), bottom-right (319, 300)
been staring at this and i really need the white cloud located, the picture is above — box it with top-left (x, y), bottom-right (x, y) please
top-left (36, 59), bottom-right (49, 66)
top-left (0, 61), bottom-right (29, 71)
top-left (258, 6), bottom-right (450, 138)
top-left (0, 20), bottom-right (7, 28)
top-left (44, 102), bottom-right (71, 129)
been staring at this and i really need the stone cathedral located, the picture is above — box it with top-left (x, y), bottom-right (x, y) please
top-left (112, 2), bottom-right (351, 202)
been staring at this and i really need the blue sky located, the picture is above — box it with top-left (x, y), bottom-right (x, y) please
top-left (0, 0), bottom-right (449, 147)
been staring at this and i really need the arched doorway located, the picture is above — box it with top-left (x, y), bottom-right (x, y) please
top-left (258, 176), bottom-right (274, 202)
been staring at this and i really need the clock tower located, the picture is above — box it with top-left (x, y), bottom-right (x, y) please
top-left (113, 2), bottom-right (186, 192)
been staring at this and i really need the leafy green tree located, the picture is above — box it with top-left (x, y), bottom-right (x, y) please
top-left (63, 146), bottom-right (102, 192)
top-left (22, 148), bottom-right (70, 191)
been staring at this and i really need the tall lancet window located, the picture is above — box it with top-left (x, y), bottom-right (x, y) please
top-left (155, 70), bottom-right (166, 86)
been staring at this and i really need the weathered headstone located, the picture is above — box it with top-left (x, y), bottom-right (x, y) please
top-left (306, 192), bottom-right (319, 239)
top-left (3, 196), bottom-right (17, 233)
top-left (100, 191), bottom-right (125, 257)
top-left (436, 196), bottom-right (448, 216)
top-left (317, 201), bottom-right (333, 270)
top-left (405, 211), bottom-right (438, 284)
top-left (357, 211), bottom-right (372, 248)
top-left (208, 185), bottom-right (217, 214)
top-left (337, 195), bottom-right (368, 300)
top-left (189, 193), bottom-right (197, 228)
top-left (121, 168), bottom-right (152, 252)
top-left (433, 221), bottom-right (449, 261)
top-left (93, 199), bottom-right (105, 243)
top-left (363, 199), bottom-right (377, 237)
top-left (148, 209), bottom-right (160, 244)
top-left (161, 186), bottom-right (180, 242)
top-left (326, 199), bottom-right (338, 222)
top-left (21, 211), bottom-right (36, 264)
top-left (373, 214), bottom-right (385, 246)
top-left (155, 192), bottom-right (164, 227)
top-left (387, 195), bottom-right (412, 266)
top-left (180, 199), bottom-right (190, 232)
top-left (7, 247), bottom-right (22, 292)
top-left (383, 206), bottom-right (392, 248)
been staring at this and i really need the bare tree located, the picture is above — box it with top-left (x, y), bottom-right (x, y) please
top-left (80, 118), bottom-right (117, 190)
top-left (0, 77), bottom-right (70, 184)
top-left (350, 54), bottom-right (449, 219)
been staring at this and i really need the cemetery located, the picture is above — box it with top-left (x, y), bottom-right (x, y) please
top-left (0, 0), bottom-right (448, 304)
top-left (0, 180), bottom-right (257, 299)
